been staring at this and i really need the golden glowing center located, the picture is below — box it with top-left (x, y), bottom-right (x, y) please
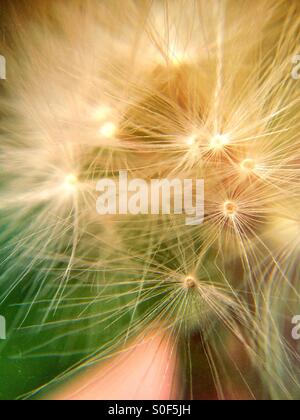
top-left (223, 201), bottom-right (238, 217)
top-left (169, 48), bottom-right (185, 66)
top-left (210, 133), bottom-right (230, 150)
top-left (240, 158), bottom-right (256, 172)
top-left (185, 134), bottom-right (201, 156)
top-left (63, 174), bottom-right (78, 192)
top-left (99, 121), bottom-right (117, 139)
top-left (185, 134), bottom-right (197, 146)
top-left (184, 276), bottom-right (197, 289)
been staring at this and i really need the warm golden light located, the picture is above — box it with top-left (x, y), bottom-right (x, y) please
top-left (92, 105), bottom-right (113, 122)
top-left (63, 174), bottom-right (78, 193)
top-left (184, 134), bottom-right (201, 158)
top-left (168, 48), bottom-right (186, 66)
top-left (223, 201), bottom-right (238, 217)
top-left (272, 216), bottom-right (300, 247)
top-left (99, 121), bottom-right (118, 139)
top-left (1, 0), bottom-right (299, 402)
top-left (210, 133), bottom-right (230, 150)
top-left (185, 134), bottom-right (197, 146)
top-left (240, 158), bottom-right (256, 173)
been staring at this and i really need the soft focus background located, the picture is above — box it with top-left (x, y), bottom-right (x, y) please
top-left (0, 0), bottom-right (299, 400)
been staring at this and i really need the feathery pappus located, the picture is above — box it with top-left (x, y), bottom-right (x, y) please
top-left (0, 0), bottom-right (299, 400)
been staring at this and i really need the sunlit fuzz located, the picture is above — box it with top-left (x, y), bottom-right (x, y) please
top-left (91, 105), bottom-right (114, 123)
top-left (145, 3), bottom-right (199, 67)
top-left (209, 133), bottom-right (230, 151)
top-left (181, 133), bottom-right (203, 167)
top-left (147, 266), bottom-right (254, 357)
top-left (0, 0), bottom-right (300, 401)
top-left (133, 259), bottom-right (244, 337)
top-left (268, 210), bottom-right (300, 256)
top-left (205, 180), bottom-right (271, 234)
top-left (196, 178), bottom-right (280, 281)
top-left (223, 200), bottom-right (238, 218)
top-left (185, 134), bottom-right (198, 147)
top-left (63, 174), bottom-right (78, 194)
top-left (240, 158), bottom-right (257, 173)
top-left (98, 121), bottom-right (118, 140)
top-left (91, 106), bottom-right (120, 144)
top-left (168, 47), bottom-right (188, 67)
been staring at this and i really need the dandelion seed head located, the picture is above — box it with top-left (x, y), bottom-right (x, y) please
top-left (183, 276), bottom-right (197, 290)
top-left (223, 200), bottom-right (238, 218)
top-left (1, 0), bottom-right (299, 401)
top-left (240, 158), bottom-right (257, 173)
